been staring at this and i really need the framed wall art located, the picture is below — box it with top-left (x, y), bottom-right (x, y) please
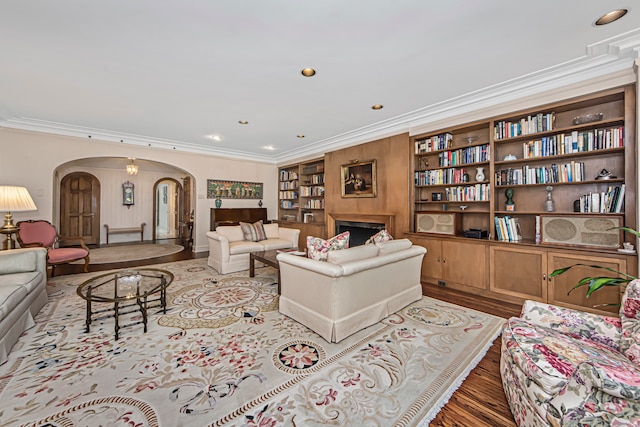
top-left (341, 160), bottom-right (377, 198)
top-left (207, 179), bottom-right (263, 199)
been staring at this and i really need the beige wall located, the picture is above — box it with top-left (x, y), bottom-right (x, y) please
top-left (0, 128), bottom-right (277, 252)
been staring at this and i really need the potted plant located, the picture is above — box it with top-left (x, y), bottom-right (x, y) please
top-left (550, 226), bottom-right (639, 306)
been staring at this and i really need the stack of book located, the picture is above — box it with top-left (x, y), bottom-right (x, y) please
top-left (494, 216), bottom-right (522, 242)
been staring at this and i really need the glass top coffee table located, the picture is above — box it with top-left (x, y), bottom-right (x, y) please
top-left (76, 268), bottom-right (174, 340)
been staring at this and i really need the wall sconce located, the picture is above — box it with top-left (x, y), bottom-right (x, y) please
top-left (126, 158), bottom-right (139, 176)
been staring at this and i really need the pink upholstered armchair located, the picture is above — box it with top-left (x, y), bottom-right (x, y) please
top-left (16, 220), bottom-right (90, 276)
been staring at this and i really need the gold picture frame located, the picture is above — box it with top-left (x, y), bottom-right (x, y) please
top-left (341, 160), bottom-right (377, 198)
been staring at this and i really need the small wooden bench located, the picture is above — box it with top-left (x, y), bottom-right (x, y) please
top-left (104, 223), bottom-right (146, 244)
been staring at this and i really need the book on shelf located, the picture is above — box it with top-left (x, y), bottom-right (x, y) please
top-left (494, 216), bottom-right (522, 242)
top-left (577, 184), bottom-right (625, 213)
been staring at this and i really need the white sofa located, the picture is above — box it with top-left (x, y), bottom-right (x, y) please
top-left (206, 223), bottom-right (300, 274)
top-left (277, 239), bottom-right (426, 343)
top-left (0, 248), bottom-right (48, 364)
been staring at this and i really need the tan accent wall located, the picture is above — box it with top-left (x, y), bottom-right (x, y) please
top-left (324, 133), bottom-right (411, 237)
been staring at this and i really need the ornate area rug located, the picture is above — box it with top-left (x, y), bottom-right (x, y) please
top-left (0, 259), bottom-right (504, 427)
top-left (72, 243), bottom-right (184, 264)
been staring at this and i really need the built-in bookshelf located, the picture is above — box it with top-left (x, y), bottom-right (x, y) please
top-left (408, 85), bottom-right (636, 315)
top-left (411, 86), bottom-right (636, 245)
top-left (413, 122), bottom-right (491, 232)
top-left (278, 158), bottom-right (324, 224)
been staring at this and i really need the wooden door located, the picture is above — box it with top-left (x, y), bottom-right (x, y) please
top-left (442, 239), bottom-right (487, 290)
top-left (548, 251), bottom-right (625, 315)
top-left (490, 246), bottom-right (546, 301)
top-left (60, 172), bottom-right (100, 245)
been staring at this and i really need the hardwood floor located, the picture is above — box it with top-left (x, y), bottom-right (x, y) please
top-left (424, 284), bottom-right (520, 427)
top-left (51, 242), bottom-right (520, 426)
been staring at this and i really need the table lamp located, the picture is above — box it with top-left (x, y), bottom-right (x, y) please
top-left (0, 186), bottom-right (37, 250)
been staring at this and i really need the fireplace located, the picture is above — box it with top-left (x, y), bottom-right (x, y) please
top-left (329, 213), bottom-right (395, 247)
top-left (335, 220), bottom-right (385, 246)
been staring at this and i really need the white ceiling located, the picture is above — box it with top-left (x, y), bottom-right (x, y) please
top-left (1, 1), bottom-right (639, 164)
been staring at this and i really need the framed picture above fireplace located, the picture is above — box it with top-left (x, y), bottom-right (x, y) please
top-left (341, 159), bottom-right (377, 198)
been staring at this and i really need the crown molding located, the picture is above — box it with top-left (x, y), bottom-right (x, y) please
top-left (0, 117), bottom-right (279, 164)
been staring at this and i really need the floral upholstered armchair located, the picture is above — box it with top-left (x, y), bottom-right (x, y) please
top-left (500, 280), bottom-right (640, 426)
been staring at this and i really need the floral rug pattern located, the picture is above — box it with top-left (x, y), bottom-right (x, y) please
top-left (0, 259), bottom-right (504, 427)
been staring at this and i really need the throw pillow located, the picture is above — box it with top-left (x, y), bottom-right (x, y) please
top-left (263, 223), bottom-right (280, 239)
top-left (365, 229), bottom-right (393, 245)
top-left (240, 220), bottom-right (267, 242)
top-left (620, 279), bottom-right (640, 362)
top-left (307, 231), bottom-right (350, 261)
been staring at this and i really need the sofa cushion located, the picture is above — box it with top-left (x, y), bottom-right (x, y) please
top-left (365, 229), bottom-right (393, 245)
top-left (240, 220), bottom-right (267, 242)
top-left (620, 279), bottom-right (640, 363)
top-left (261, 238), bottom-right (294, 251)
top-left (307, 231), bottom-right (350, 262)
top-left (0, 284), bottom-right (29, 321)
top-left (377, 238), bottom-right (412, 255)
top-left (263, 223), bottom-right (280, 239)
top-left (504, 317), bottom-right (627, 396)
top-left (229, 240), bottom-right (264, 254)
top-left (216, 226), bottom-right (245, 242)
top-left (327, 243), bottom-right (379, 264)
top-left (0, 250), bottom-right (37, 275)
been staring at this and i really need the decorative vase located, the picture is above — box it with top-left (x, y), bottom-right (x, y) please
top-left (215, 197), bottom-right (222, 208)
top-left (544, 186), bottom-right (555, 212)
top-left (475, 167), bottom-right (485, 182)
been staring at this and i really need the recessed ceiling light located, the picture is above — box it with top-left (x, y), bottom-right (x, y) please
top-left (301, 68), bottom-right (316, 77)
top-left (595, 9), bottom-right (627, 25)
top-left (238, 120), bottom-right (249, 125)
top-left (297, 134), bottom-right (305, 138)
top-left (371, 104), bottom-right (384, 110)
top-left (263, 145), bottom-right (275, 150)
top-left (208, 135), bottom-right (222, 141)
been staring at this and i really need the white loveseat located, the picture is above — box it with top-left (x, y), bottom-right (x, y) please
top-left (277, 239), bottom-right (426, 343)
top-left (0, 248), bottom-right (48, 364)
top-left (206, 223), bottom-right (300, 274)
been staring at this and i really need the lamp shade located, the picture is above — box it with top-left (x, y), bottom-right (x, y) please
top-left (0, 186), bottom-right (38, 212)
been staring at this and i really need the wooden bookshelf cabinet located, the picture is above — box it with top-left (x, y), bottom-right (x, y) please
top-left (410, 85), bottom-right (637, 314)
top-left (278, 158), bottom-right (326, 248)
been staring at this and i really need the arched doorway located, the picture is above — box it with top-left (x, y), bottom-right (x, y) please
top-left (153, 178), bottom-right (183, 240)
top-left (60, 172), bottom-right (101, 245)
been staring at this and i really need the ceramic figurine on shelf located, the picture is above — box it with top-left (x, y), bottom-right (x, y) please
top-left (505, 188), bottom-right (515, 211)
top-left (544, 186), bottom-right (555, 212)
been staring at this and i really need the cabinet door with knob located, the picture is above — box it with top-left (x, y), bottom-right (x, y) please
top-left (490, 246), bottom-right (547, 301)
top-left (548, 252), bottom-right (625, 315)
top-left (410, 235), bottom-right (487, 291)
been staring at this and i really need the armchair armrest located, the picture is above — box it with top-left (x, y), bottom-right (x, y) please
top-left (58, 235), bottom-right (89, 251)
top-left (547, 358), bottom-right (640, 423)
top-left (521, 300), bottom-right (621, 350)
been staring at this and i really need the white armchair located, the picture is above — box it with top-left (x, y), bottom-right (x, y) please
top-left (207, 222), bottom-right (300, 274)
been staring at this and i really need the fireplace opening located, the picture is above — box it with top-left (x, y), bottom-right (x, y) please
top-left (335, 220), bottom-right (386, 246)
